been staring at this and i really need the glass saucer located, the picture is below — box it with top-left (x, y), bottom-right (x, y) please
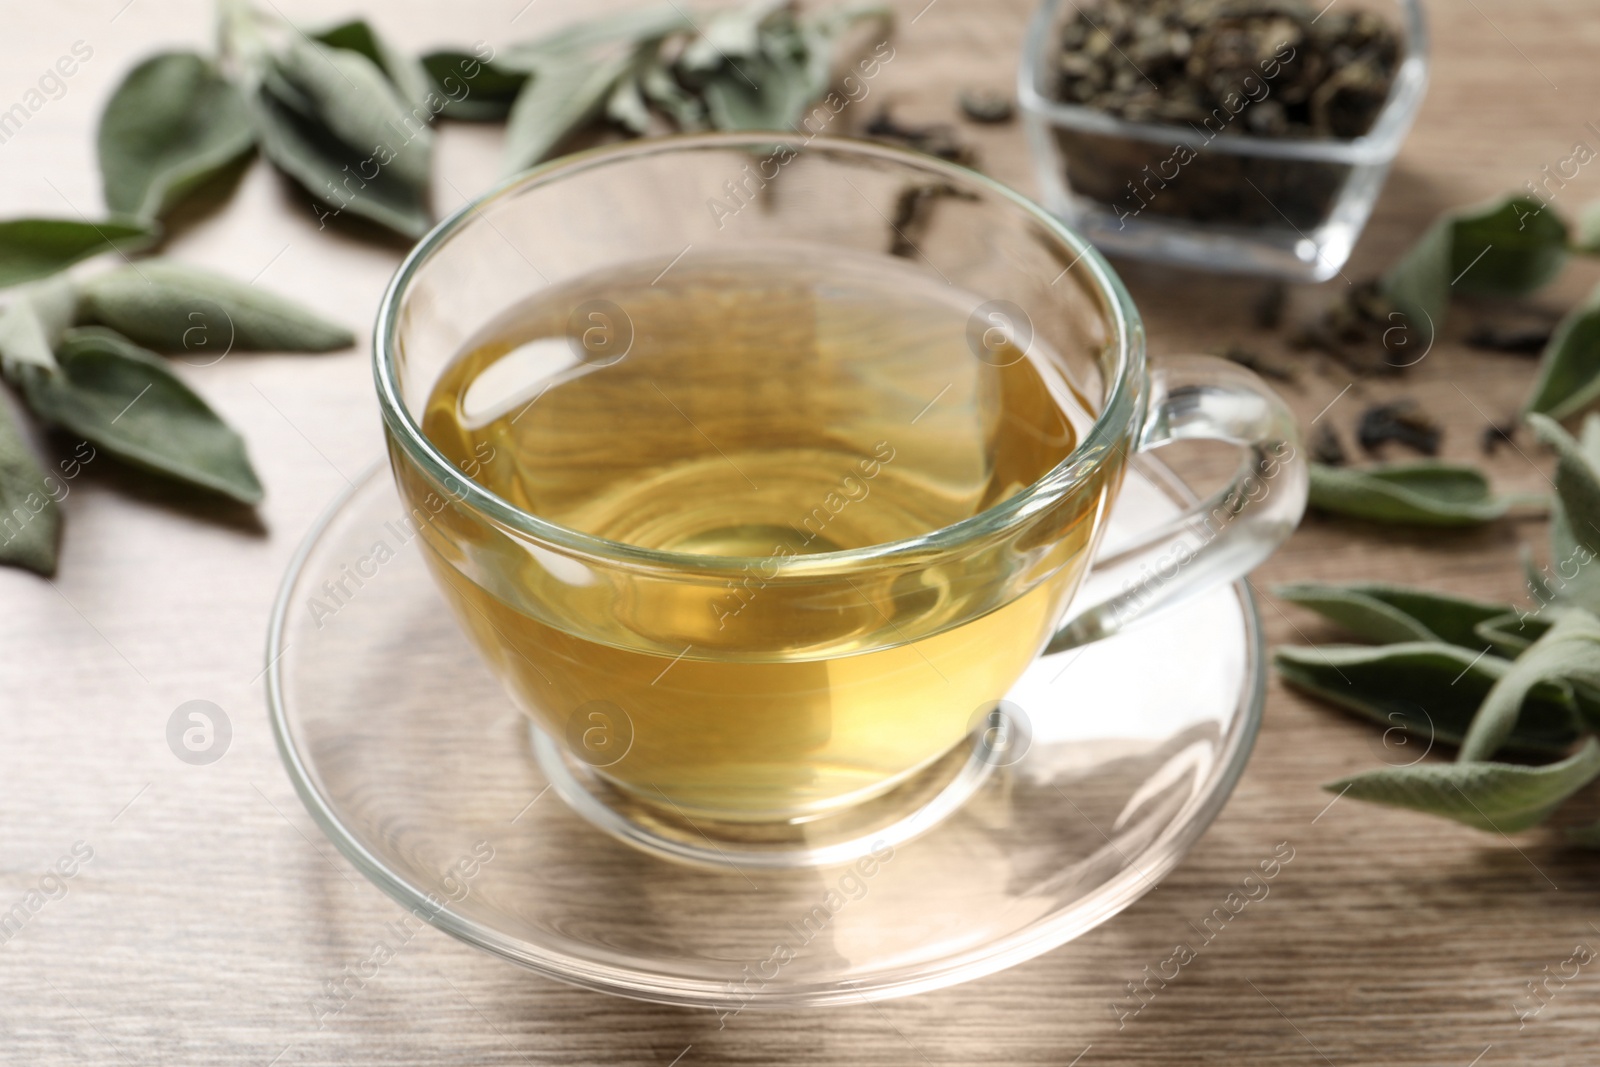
top-left (265, 455), bottom-right (1262, 1008)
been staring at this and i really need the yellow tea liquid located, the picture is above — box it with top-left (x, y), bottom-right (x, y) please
top-left (410, 250), bottom-right (1103, 820)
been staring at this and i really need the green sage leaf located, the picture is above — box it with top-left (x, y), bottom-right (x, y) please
top-left (1327, 737), bottom-right (1600, 833)
top-left (313, 19), bottom-right (434, 115)
top-left (1462, 609), bottom-right (1600, 762)
top-left (1382, 196), bottom-right (1568, 333)
top-left (96, 51), bottom-right (255, 222)
top-left (17, 327), bottom-right (262, 503)
top-left (1574, 200), bottom-right (1600, 254)
top-left (503, 50), bottom-right (637, 175)
top-left (1475, 610), bottom-right (1553, 658)
top-left (496, 6), bottom-right (693, 73)
top-left (0, 275), bottom-right (79, 376)
top-left (1275, 643), bottom-right (1581, 755)
top-left (606, 69), bottom-right (653, 135)
top-left (639, 55), bottom-right (706, 130)
top-left (1525, 282), bottom-right (1600, 420)
top-left (253, 38), bottom-right (433, 237)
top-left (1276, 581), bottom-right (1511, 648)
top-left (0, 396), bottom-right (60, 575)
top-left (421, 50), bottom-right (527, 122)
top-left (1307, 461), bottom-right (1516, 526)
top-left (0, 218), bottom-right (157, 291)
top-left (78, 260), bottom-right (353, 354)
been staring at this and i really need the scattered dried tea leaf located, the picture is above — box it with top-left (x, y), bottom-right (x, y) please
top-left (864, 108), bottom-right (977, 166)
top-left (1481, 422), bottom-right (1516, 456)
top-left (957, 87), bottom-right (1012, 124)
top-left (1466, 316), bottom-right (1557, 355)
top-left (1215, 344), bottom-right (1295, 383)
top-left (1253, 281), bottom-right (1286, 330)
top-left (1357, 400), bottom-right (1440, 457)
top-left (1310, 423), bottom-right (1346, 466)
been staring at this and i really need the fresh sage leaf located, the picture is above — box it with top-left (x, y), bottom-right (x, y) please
top-left (1307, 461), bottom-right (1518, 526)
top-left (1531, 412), bottom-right (1600, 550)
top-left (1382, 196), bottom-right (1568, 333)
top-left (639, 55), bottom-right (706, 130)
top-left (252, 38), bottom-right (433, 237)
top-left (1525, 282), bottom-right (1600, 420)
top-left (1575, 200), bottom-right (1600, 254)
top-left (1275, 642), bottom-right (1581, 755)
top-left (1462, 609), bottom-right (1600, 762)
top-left (1277, 582), bottom-right (1512, 648)
top-left (313, 19), bottom-right (434, 115)
top-left (79, 260), bottom-right (353, 354)
top-left (0, 218), bottom-right (157, 291)
top-left (1327, 737), bottom-right (1600, 833)
top-left (0, 275), bottom-right (79, 375)
top-left (700, 54), bottom-right (812, 131)
top-left (422, 50), bottom-right (527, 122)
top-left (1475, 610), bottom-right (1553, 658)
top-left (606, 69), bottom-right (653, 135)
top-left (18, 327), bottom-right (262, 503)
top-left (503, 50), bottom-right (638, 175)
top-left (496, 6), bottom-right (693, 73)
top-left (679, 0), bottom-right (786, 72)
top-left (97, 51), bottom-right (256, 222)
top-left (0, 396), bottom-right (60, 576)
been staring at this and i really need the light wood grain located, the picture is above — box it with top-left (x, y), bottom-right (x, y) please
top-left (3, 1), bottom-right (1599, 1063)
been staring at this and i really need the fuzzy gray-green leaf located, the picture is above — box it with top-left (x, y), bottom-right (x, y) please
top-left (18, 327), bottom-right (261, 503)
top-left (79, 260), bottom-right (352, 354)
top-left (0, 275), bottom-right (78, 376)
top-left (497, 6), bottom-right (693, 73)
top-left (1327, 737), bottom-right (1600, 833)
top-left (97, 51), bottom-right (256, 221)
top-left (0, 218), bottom-right (157, 291)
top-left (313, 19), bottom-right (434, 115)
top-left (252, 38), bottom-right (433, 237)
top-left (502, 50), bottom-right (636, 174)
top-left (1461, 609), bottom-right (1600, 762)
top-left (1277, 581), bottom-right (1512, 648)
top-left (0, 396), bottom-right (60, 575)
top-left (1307, 461), bottom-right (1515, 526)
top-left (1382, 196), bottom-right (1568, 334)
top-left (1525, 282), bottom-right (1600, 420)
top-left (421, 50), bottom-right (527, 122)
top-left (1475, 611), bottom-right (1553, 657)
top-left (1274, 642), bottom-right (1581, 755)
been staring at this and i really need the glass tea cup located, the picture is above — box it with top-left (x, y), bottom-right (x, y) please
top-left (374, 133), bottom-right (1306, 866)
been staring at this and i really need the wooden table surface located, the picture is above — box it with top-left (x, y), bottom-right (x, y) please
top-left (4, 0), bottom-right (1598, 1063)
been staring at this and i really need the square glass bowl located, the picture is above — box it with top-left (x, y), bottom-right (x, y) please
top-left (1018, 0), bottom-right (1429, 280)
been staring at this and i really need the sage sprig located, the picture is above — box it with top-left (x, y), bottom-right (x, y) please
top-left (1279, 415), bottom-right (1600, 844)
top-left (0, 396), bottom-right (60, 575)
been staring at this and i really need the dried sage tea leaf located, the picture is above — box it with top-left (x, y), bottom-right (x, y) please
top-left (0, 218), bottom-right (157, 291)
top-left (1274, 642), bottom-right (1581, 755)
top-left (1307, 461), bottom-right (1517, 526)
top-left (1327, 737), bottom-right (1600, 833)
top-left (78, 260), bottom-right (353, 354)
top-left (97, 51), bottom-right (256, 222)
top-left (1357, 399), bottom-right (1440, 456)
top-left (17, 326), bottom-right (262, 503)
top-left (1276, 582), bottom-right (1512, 648)
top-left (0, 395), bottom-right (60, 576)
top-left (1461, 608), bottom-right (1600, 762)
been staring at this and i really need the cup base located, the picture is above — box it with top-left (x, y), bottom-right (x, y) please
top-left (531, 723), bottom-right (999, 869)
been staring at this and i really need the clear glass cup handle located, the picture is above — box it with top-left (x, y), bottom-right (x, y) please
top-left (1046, 356), bottom-right (1307, 653)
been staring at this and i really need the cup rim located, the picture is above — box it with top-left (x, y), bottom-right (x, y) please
top-left (373, 132), bottom-right (1145, 577)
